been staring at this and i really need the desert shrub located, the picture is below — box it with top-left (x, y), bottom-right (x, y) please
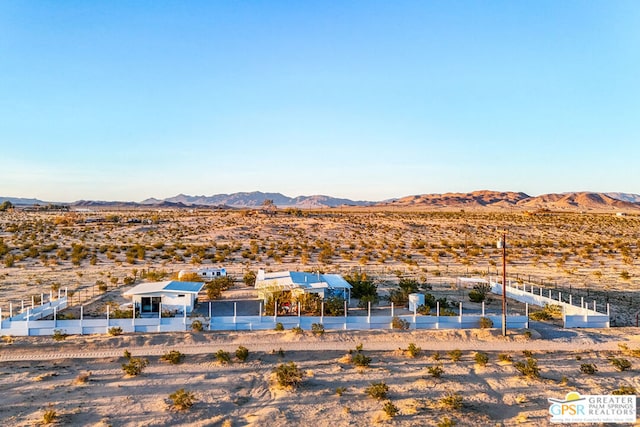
top-left (344, 271), bottom-right (378, 299)
top-left (52, 329), bottom-right (67, 341)
top-left (161, 350), bottom-right (184, 365)
top-left (311, 323), bottom-right (325, 336)
top-left (352, 353), bottom-right (372, 367)
top-left (468, 290), bottom-right (485, 303)
top-left (439, 392), bottom-right (463, 410)
top-left (611, 386), bottom-right (637, 395)
top-left (366, 382), bottom-right (389, 400)
top-left (580, 363), bottom-right (598, 375)
top-left (479, 317), bottom-right (493, 329)
top-left (610, 358), bottom-right (632, 371)
top-left (432, 351), bottom-right (441, 361)
top-left (618, 343), bottom-right (640, 358)
top-left (522, 350), bottom-right (533, 358)
top-left (357, 294), bottom-right (379, 308)
top-left (243, 270), bottom-right (257, 286)
top-left (398, 278), bottom-right (419, 295)
top-left (416, 304), bottom-right (430, 315)
top-left (215, 349), bottom-right (231, 364)
top-left (389, 289), bottom-right (409, 305)
top-left (96, 280), bottom-right (108, 292)
top-left (440, 308), bottom-right (456, 316)
top-left (530, 304), bottom-right (563, 321)
top-left (74, 372), bottom-right (91, 384)
top-left (448, 349), bottom-right (462, 362)
top-left (107, 326), bottom-right (123, 336)
top-left (383, 400), bottom-right (399, 417)
top-left (205, 276), bottom-right (234, 300)
top-left (111, 308), bottom-right (135, 319)
top-left (122, 356), bottom-right (148, 376)
top-left (405, 342), bottom-right (421, 358)
top-left (437, 416), bottom-right (457, 427)
top-left (324, 296), bottom-right (345, 316)
top-left (336, 386), bottom-right (347, 396)
top-left (428, 365), bottom-right (444, 378)
top-left (523, 330), bottom-right (532, 339)
top-left (474, 352), bottom-right (489, 366)
top-left (41, 406), bottom-right (57, 424)
top-left (191, 320), bottom-right (203, 332)
top-left (274, 362), bottom-right (302, 389)
top-left (231, 346), bottom-right (248, 362)
top-left (498, 353), bottom-right (513, 363)
top-left (514, 357), bottom-right (540, 378)
top-left (169, 388), bottom-right (196, 411)
top-left (291, 326), bottom-right (303, 334)
top-left (274, 322), bottom-right (284, 331)
top-left (391, 316), bottom-right (409, 330)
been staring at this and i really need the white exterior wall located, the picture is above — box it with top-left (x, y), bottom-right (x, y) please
top-left (131, 292), bottom-right (195, 313)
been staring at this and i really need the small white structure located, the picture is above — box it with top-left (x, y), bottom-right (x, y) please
top-left (408, 293), bottom-right (425, 311)
top-left (255, 269), bottom-right (352, 302)
top-left (178, 267), bottom-right (226, 280)
top-left (123, 281), bottom-right (205, 314)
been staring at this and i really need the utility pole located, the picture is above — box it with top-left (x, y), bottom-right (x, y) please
top-left (499, 231), bottom-right (507, 337)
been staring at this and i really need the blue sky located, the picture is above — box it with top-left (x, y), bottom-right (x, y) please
top-left (1, 1), bottom-right (639, 202)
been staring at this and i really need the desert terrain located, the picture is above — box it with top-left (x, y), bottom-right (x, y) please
top-left (1, 208), bottom-right (640, 426)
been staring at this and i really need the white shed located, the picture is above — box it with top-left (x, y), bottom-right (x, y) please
top-left (123, 281), bottom-right (205, 314)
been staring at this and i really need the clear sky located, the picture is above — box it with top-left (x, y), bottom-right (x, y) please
top-left (1, 1), bottom-right (639, 202)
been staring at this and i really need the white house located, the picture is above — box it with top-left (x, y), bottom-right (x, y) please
top-left (178, 267), bottom-right (227, 280)
top-left (123, 281), bottom-right (205, 314)
top-left (254, 269), bottom-right (352, 302)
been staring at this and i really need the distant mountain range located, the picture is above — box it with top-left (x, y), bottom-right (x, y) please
top-left (2, 190), bottom-right (640, 211)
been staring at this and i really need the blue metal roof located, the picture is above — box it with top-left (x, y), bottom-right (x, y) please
top-left (163, 281), bottom-right (205, 293)
top-left (290, 271), bottom-right (323, 285)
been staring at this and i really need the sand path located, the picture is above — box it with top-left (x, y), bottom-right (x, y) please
top-left (1, 325), bottom-right (637, 362)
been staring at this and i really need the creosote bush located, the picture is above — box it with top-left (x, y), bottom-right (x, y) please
top-left (366, 382), bottom-right (389, 400)
top-left (610, 358), bottom-right (632, 372)
top-left (352, 353), bottom-right (372, 367)
top-left (291, 326), bottom-right (303, 335)
top-left (311, 323), bottom-right (325, 336)
top-left (122, 351), bottom-right (148, 376)
top-left (383, 400), bottom-right (399, 417)
top-left (215, 349), bottom-right (231, 364)
top-left (612, 386), bottom-right (637, 395)
top-left (41, 405), bottom-right (57, 424)
top-left (514, 357), bottom-right (540, 379)
top-left (439, 392), bottom-right (463, 410)
top-left (479, 317), bottom-right (493, 329)
top-left (235, 346), bottom-right (249, 362)
top-left (428, 365), bottom-right (444, 378)
top-left (580, 363), bottom-right (598, 375)
top-left (437, 416), bottom-right (457, 427)
top-left (274, 362), bottom-right (303, 389)
top-left (448, 349), bottom-right (462, 362)
top-left (474, 352), bottom-right (489, 366)
top-left (191, 320), bottom-right (203, 332)
top-left (274, 322), bottom-right (284, 331)
top-left (161, 350), bottom-right (185, 365)
top-left (52, 329), bottom-right (67, 341)
top-left (107, 326), bottom-right (123, 336)
top-left (391, 316), bottom-right (410, 330)
top-left (169, 388), bottom-right (196, 411)
top-left (405, 342), bottom-right (421, 358)
top-left (498, 353), bottom-right (513, 363)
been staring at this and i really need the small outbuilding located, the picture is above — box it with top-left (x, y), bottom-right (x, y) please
top-left (123, 280), bottom-right (205, 314)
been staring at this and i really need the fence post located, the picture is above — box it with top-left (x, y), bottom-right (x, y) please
top-left (80, 306), bottom-right (84, 335)
top-left (569, 294), bottom-right (572, 306)
top-left (391, 302), bottom-right (394, 318)
top-left (106, 305), bottom-right (110, 333)
top-left (233, 302), bottom-right (237, 324)
top-left (26, 308), bottom-right (30, 336)
top-left (9, 302), bottom-right (12, 318)
top-left (436, 301), bottom-right (440, 317)
top-left (459, 302), bottom-right (462, 327)
top-left (559, 292), bottom-right (562, 303)
top-left (593, 300), bottom-right (596, 312)
top-left (183, 303), bottom-right (187, 330)
top-left (53, 307), bottom-right (57, 329)
top-left (321, 301), bottom-right (324, 324)
top-left (367, 301), bottom-right (371, 324)
top-left (41, 293), bottom-right (44, 306)
top-left (525, 303), bottom-right (529, 329)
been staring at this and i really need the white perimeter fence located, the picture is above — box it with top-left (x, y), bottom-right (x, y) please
top-left (490, 278), bottom-right (610, 328)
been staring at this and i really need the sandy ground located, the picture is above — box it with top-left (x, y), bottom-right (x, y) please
top-left (1, 328), bottom-right (639, 427)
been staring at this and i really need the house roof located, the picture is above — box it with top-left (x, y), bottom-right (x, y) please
top-left (123, 280), bottom-right (205, 296)
top-left (255, 271), bottom-right (352, 292)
